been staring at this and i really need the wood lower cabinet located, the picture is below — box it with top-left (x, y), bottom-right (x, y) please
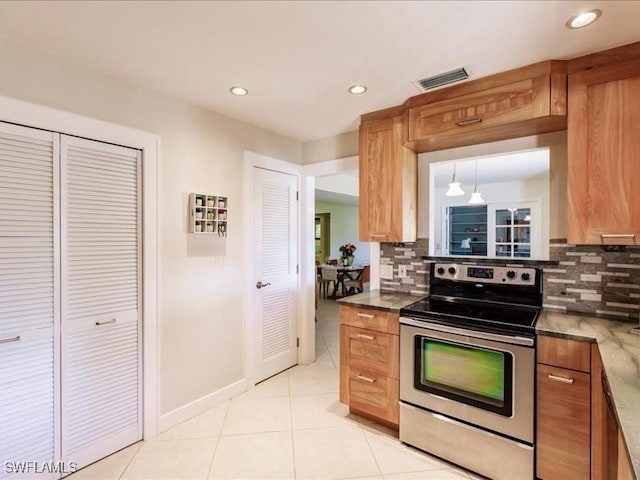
top-left (567, 57), bottom-right (640, 245)
top-left (339, 305), bottom-right (400, 427)
top-left (359, 114), bottom-right (417, 243)
top-left (536, 363), bottom-right (591, 480)
top-left (537, 336), bottom-right (637, 480)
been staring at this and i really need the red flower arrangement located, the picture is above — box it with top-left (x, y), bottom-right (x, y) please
top-left (339, 243), bottom-right (357, 255)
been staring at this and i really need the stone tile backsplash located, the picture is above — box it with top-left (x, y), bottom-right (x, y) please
top-left (544, 241), bottom-right (640, 319)
top-left (380, 238), bottom-right (640, 320)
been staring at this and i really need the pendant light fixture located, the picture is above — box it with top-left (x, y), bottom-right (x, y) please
top-left (445, 163), bottom-right (465, 197)
top-left (468, 160), bottom-right (485, 205)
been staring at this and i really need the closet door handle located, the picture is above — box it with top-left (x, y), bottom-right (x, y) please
top-left (95, 319), bottom-right (116, 326)
top-left (548, 374), bottom-right (574, 384)
top-left (0, 335), bottom-right (21, 345)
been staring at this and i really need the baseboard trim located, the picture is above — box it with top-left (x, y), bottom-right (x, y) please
top-left (158, 378), bottom-right (250, 433)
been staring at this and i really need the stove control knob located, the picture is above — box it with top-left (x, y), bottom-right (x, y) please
top-left (437, 267), bottom-right (445, 275)
top-left (521, 273), bottom-right (531, 281)
top-left (507, 270), bottom-right (516, 279)
top-left (448, 267), bottom-right (456, 275)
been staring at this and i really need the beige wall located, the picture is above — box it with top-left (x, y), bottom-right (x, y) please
top-left (418, 131), bottom-right (568, 240)
top-left (0, 38), bottom-right (301, 415)
top-left (302, 130), bottom-right (358, 164)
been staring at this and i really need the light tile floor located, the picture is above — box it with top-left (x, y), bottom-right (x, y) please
top-left (68, 297), bottom-right (484, 480)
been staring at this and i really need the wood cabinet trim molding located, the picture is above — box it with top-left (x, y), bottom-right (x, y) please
top-left (568, 40), bottom-right (640, 74)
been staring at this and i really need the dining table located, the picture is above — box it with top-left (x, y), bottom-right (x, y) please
top-left (318, 264), bottom-right (365, 299)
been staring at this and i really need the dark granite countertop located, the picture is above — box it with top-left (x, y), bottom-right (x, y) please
top-left (537, 310), bottom-right (640, 478)
top-left (336, 290), bottom-right (426, 312)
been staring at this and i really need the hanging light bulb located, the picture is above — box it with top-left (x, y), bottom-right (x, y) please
top-left (468, 160), bottom-right (485, 205)
top-left (445, 163), bottom-right (465, 196)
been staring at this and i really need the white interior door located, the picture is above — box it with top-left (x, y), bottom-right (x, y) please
top-left (60, 135), bottom-right (142, 470)
top-left (253, 167), bottom-right (298, 382)
top-left (0, 122), bottom-right (59, 479)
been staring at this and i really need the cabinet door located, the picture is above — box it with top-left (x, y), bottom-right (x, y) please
top-left (410, 78), bottom-right (545, 140)
top-left (0, 122), bottom-right (58, 478)
top-left (359, 116), bottom-right (416, 242)
top-left (537, 364), bottom-right (591, 480)
top-left (568, 58), bottom-right (640, 245)
top-left (61, 136), bottom-right (142, 469)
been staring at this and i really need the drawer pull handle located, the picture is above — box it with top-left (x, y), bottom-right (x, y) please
top-left (370, 234), bottom-right (387, 238)
top-left (355, 333), bottom-right (376, 341)
top-left (600, 234), bottom-right (635, 239)
top-left (356, 313), bottom-right (375, 319)
top-left (456, 117), bottom-right (483, 127)
top-left (356, 375), bottom-right (376, 383)
top-left (96, 319), bottom-right (117, 326)
top-left (0, 335), bottom-right (21, 345)
top-left (548, 374), bottom-right (574, 384)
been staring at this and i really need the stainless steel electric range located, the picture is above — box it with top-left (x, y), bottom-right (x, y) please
top-left (399, 262), bottom-right (542, 480)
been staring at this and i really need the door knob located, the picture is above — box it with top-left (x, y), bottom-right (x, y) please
top-left (256, 281), bottom-right (271, 289)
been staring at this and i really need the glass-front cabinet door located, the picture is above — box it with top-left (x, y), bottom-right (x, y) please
top-left (489, 202), bottom-right (539, 259)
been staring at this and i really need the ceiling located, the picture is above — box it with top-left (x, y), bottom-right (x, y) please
top-left (0, 1), bottom-right (639, 142)
top-left (315, 171), bottom-right (359, 205)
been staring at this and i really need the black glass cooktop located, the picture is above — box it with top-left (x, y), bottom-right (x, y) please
top-left (400, 295), bottom-right (540, 337)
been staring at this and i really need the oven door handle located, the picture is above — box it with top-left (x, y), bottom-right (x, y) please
top-left (399, 317), bottom-right (534, 347)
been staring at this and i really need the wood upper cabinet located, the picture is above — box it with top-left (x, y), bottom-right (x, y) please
top-left (567, 57), bottom-right (640, 245)
top-left (359, 114), bottom-right (417, 243)
top-left (407, 61), bottom-right (567, 152)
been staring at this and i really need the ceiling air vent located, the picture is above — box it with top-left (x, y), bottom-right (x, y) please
top-left (416, 67), bottom-right (469, 91)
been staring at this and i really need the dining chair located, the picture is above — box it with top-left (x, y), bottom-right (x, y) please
top-left (343, 265), bottom-right (370, 295)
top-left (319, 267), bottom-right (340, 299)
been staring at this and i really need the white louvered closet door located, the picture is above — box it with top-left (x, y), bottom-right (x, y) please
top-left (0, 122), bottom-right (59, 479)
top-left (253, 167), bottom-right (298, 383)
top-left (60, 136), bottom-right (141, 470)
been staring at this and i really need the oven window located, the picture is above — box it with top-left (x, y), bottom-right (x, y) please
top-left (415, 337), bottom-right (513, 416)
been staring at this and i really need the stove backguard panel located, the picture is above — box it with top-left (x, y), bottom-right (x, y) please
top-left (380, 238), bottom-right (640, 320)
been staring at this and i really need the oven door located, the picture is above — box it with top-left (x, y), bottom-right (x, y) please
top-left (400, 318), bottom-right (535, 443)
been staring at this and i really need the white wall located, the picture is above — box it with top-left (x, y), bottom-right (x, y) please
top-left (0, 37), bottom-right (301, 417)
top-left (302, 130), bottom-right (358, 165)
top-left (315, 200), bottom-right (370, 265)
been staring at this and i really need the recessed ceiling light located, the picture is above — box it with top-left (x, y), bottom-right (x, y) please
top-left (348, 85), bottom-right (367, 95)
top-left (229, 86), bottom-right (248, 96)
top-left (566, 9), bottom-right (601, 29)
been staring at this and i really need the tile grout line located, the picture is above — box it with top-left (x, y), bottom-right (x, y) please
top-left (116, 442), bottom-right (143, 480)
top-left (205, 401), bottom-right (231, 479)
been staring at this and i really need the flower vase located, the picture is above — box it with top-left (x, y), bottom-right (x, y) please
top-left (342, 255), bottom-right (354, 266)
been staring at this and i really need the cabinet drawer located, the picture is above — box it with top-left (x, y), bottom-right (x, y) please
top-left (537, 336), bottom-right (591, 372)
top-left (348, 368), bottom-right (399, 426)
top-left (536, 364), bottom-right (590, 480)
top-left (346, 326), bottom-right (399, 379)
top-left (409, 77), bottom-right (544, 140)
top-left (340, 305), bottom-right (399, 334)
